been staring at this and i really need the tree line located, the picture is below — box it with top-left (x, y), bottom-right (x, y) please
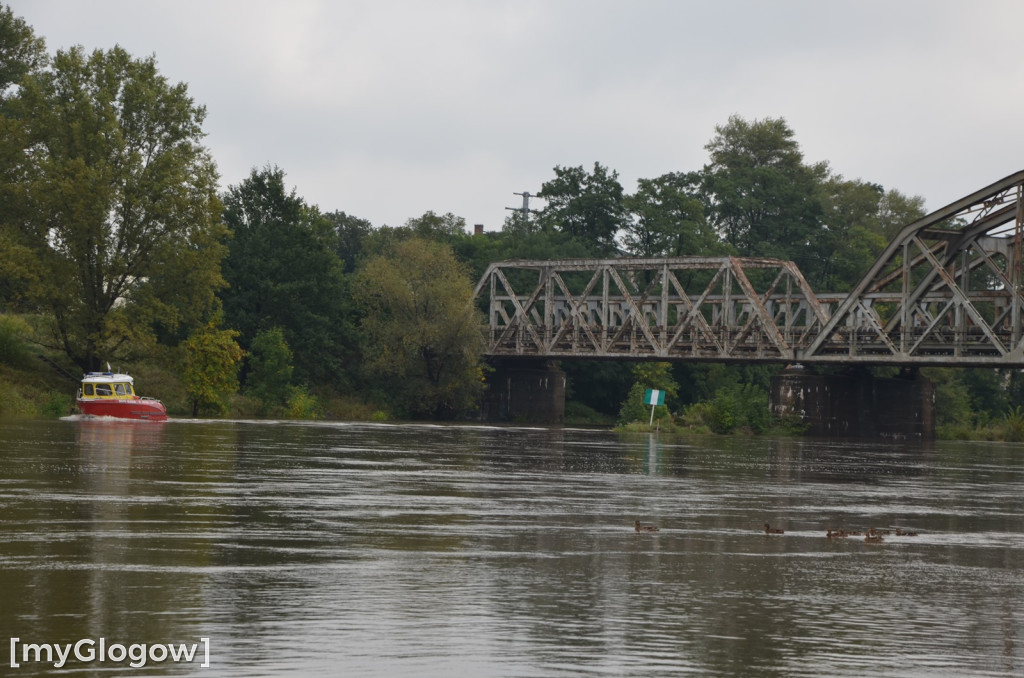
top-left (1, 5), bottom-right (1020, 435)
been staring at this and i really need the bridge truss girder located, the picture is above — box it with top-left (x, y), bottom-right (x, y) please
top-left (473, 256), bottom-right (830, 362)
top-left (474, 170), bottom-right (1024, 367)
top-left (804, 169), bottom-right (1024, 365)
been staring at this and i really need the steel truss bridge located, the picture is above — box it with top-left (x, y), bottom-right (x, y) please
top-left (473, 170), bottom-right (1024, 367)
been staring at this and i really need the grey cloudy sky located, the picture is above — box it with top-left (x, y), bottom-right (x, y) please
top-left (11, 0), bottom-right (1024, 230)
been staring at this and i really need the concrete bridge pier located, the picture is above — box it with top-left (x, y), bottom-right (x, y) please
top-left (770, 365), bottom-right (935, 439)
top-left (481, 360), bottom-right (565, 424)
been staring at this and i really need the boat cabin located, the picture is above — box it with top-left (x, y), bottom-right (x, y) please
top-left (79, 372), bottom-right (137, 399)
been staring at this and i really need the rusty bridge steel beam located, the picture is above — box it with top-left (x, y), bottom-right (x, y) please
top-left (473, 170), bottom-right (1024, 367)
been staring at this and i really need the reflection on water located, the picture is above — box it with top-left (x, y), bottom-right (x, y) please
top-left (75, 418), bottom-right (166, 453)
top-left (0, 419), bottom-right (1022, 676)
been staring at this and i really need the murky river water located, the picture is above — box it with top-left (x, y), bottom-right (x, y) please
top-left (0, 418), bottom-right (1022, 677)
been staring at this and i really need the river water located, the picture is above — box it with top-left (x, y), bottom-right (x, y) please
top-left (0, 418), bottom-right (1021, 677)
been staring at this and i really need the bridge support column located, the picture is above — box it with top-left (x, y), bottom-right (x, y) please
top-left (481, 361), bottom-right (565, 424)
top-left (770, 366), bottom-right (935, 439)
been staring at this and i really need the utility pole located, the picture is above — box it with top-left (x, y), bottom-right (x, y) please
top-left (506, 191), bottom-right (540, 231)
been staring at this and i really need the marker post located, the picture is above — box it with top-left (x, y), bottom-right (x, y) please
top-left (643, 388), bottom-right (665, 426)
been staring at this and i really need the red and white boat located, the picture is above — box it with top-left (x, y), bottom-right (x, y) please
top-left (76, 371), bottom-right (168, 421)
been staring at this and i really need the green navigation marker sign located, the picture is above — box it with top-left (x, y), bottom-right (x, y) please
top-left (643, 388), bottom-right (665, 426)
top-left (643, 388), bottom-right (665, 406)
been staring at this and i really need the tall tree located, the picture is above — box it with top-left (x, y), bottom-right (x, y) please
top-left (406, 210), bottom-right (468, 242)
top-left (701, 116), bottom-right (827, 281)
top-left (623, 171), bottom-right (718, 257)
top-left (538, 162), bottom-right (626, 255)
top-left (361, 211), bottom-right (471, 259)
top-left (0, 44), bottom-right (226, 371)
top-left (814, 177), bottom-right (888, 291)
top-left (181, 318), bottom-right (244, 417)
top-left (0, 5), bottom-right (46, 310)
top-left (244, 326), bottom-right (294, 412)
top-left (323, 210), bottom-right (372, 274)
top-left (220, 165), bottom-right (349, 385)
top-left (355, 237), bottom-right (485, 419)
top-left (876, 188), bottom-right (926, 240)
top-left (0, 4), bottom-right (46, 104)
top-left (814, 177), bottom-right (926, 291)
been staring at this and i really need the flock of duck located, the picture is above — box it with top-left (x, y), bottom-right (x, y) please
top-left (634, 520), bottom-right (919, 543)
top-left (766, 523), bottom-right (919, 542)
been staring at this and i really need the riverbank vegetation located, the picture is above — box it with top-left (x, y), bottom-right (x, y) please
top-left (2, 5), bottom-right (1023, 440)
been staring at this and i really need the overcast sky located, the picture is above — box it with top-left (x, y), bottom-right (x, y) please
top-left (11, 0), bottom-right (1024, 231)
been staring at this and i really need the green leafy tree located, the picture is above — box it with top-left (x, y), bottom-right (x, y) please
top-left (877, 188), bottom-right (927, 240)
top-left (220, 166), bottom-right (349, 385)
top-left (960, 368), bottom-right (1011, 424)
top-left (495, 222), bottom-right (595, 261)
top-left (323, 210), bottom-right (372, 274)
top-left (815, 177), bottom-right (889, 291)
top-left (451, 229), bottom-right (508, 282)
top-left (245, 326), bottom-right (294, 411)
top-left (361, 211), bottom-right (472, 260)
top-left (671, 362), bottom-right (772, 405)
top-left (181, 320), bottom-right (244, 417)
top-left (407, 211), bottom-right (468, 242)
top-left (0, 313), bottom-right (31, 366)
top-left (0, 4), bottom-right (47, 104)
top-left (924, 367), bottom-right (972, 431)
top-left (283, 385), bottom-right (322, 420)
top-left (623, 171), bottom-right (719, 257)
top-left (355, 237), bottom-right (485, 419)
top-left (538, 162), bottom-right (626, 255)
top-left (701, 115), bottom-right (827, 281)
top-left (705, 383), bottom-right (771, 434)
top-left (1007, 370), bottom-right (1024, 411)
top-left (0, 44), bottom-right (226, 371)
top-left (814, 177), bottom-right (926, 292)
top-left (0, 5), bottom-right (45, 310)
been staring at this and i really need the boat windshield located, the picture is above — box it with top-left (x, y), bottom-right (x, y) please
top-left (81, 378), bottom-right (135, 398)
